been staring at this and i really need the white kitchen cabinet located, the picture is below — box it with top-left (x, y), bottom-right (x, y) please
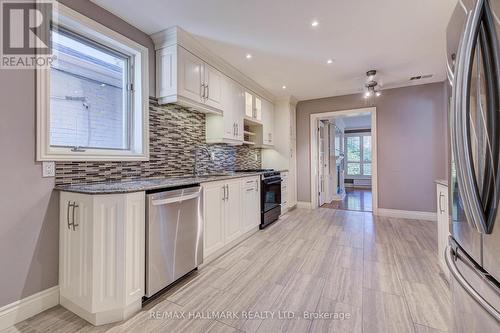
top-left (244, 91), bottom-right (262, 123)
top-left (203, 182), bottom-right (226, 256)
top-left (261, 98), bottom-right (297, 209)
top-left (178, 47), bottom-right (205, 104)
top-left (436, 182), bottom-right (450, 280)
top-left (241, 177), bottom-right (261, 233)
top-left (206, 77), bottom-right (245, 144)
top-left (59, 191), bottom-right (145, 326)
top-left (224, 179), bottom-right (243, 243)
top-left (156, 45), bottom-right (224, 114)
top-left (261, 98), bottom-right (274, 146)
top-left (281, 172), bottom-right (289, 213)
top-left (202, 176), bottom-right (260, 259)
top-left (204, 63), bottom-right (224, 110)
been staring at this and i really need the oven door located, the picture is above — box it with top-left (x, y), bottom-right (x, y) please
top-left (262, 177), bottom-right (282, 213)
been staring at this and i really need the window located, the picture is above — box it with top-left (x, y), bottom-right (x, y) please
top-left (345, 133), bottom-right (372, 177)
top-left (37, 4), bottom-right (149, 161)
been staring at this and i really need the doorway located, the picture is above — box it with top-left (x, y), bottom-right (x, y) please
top-left (310, 107), bottom-right (378, 212)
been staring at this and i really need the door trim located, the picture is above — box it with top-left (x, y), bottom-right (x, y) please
top-left (309, 107), bottom-right (378, 212)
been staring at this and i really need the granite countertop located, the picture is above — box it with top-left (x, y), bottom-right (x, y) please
top-left (435, 179), bottom-right (448, 186)
top-left (54, 170), bottom-right (288, 195)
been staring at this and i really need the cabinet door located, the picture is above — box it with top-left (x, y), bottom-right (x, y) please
top-left (59, 193), bottom-right (93, 309)
top-left (436, 184), bottom-right (449, 278)
top-left (254, 96), bottom-right (262, 121)
top-left (178, 47), bottom-right (204, 103)
top-left (203, 183), bottom-right (226, 258)
top-left (204, 64), bottom-right (224, 110)
top-left (245, 91), bottom-right (253, 118)
top-left (222, 77), bottom-right (235, 140)
top-left (242, 178), bottom-right (260, 233)
top-left (225, 180), bottom-right (243, 243)
top-left (262, 99), bottom-right (274, 145)
top-left (234, 83), bottom-right (245, 141)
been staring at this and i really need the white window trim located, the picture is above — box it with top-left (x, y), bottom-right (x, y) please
top-left (36, 3), bottom-right (149, 161)
top-left (345, 132), bottom-right (372, 179)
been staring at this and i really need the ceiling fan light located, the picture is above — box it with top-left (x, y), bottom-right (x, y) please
top-left (375, 91), bottom-right (381, 97)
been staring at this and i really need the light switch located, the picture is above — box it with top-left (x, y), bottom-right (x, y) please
top-left (42, 161), bottom-right (55, 177)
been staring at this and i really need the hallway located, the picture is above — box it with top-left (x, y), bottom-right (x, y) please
top-left (322, 188), bottom-right (373, 212)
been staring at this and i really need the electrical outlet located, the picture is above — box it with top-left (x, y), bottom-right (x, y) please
top-left (210, 152), bottom-right (216, 161)
top-left (254, 153), bottom-right (258, 161)
top-left (42, 161), bottom-right (55, 177)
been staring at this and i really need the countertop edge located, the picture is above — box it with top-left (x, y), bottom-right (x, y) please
top-left (54, 171), bottom-right (287, 195)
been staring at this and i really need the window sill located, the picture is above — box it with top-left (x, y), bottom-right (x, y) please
top-left (37, 151), bottom-right (149, 162)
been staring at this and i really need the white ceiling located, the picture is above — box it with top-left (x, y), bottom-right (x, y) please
top-left (91, 0), bottom-right (457, 101)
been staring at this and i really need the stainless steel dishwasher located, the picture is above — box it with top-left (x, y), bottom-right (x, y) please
top-left (145, 185), bottom-right (203, 297)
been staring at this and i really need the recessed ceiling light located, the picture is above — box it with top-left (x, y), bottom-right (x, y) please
top-left (282, 85), bottom-right (287, 90)
top-left (327, 59), bottom-right (333, 64)
top-left (311, 20), bottom-right (319, 27)
top-left (246, 53), bottom-right (252, 59)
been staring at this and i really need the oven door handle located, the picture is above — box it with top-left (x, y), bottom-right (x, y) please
top-left (264, 179), bottom-right (283, 185)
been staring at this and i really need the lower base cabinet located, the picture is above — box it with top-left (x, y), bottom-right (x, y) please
top-left (436, 182), bottom-right (450, 280)
top-left (202, 176), bottom-right (260, 259)
top-left (59, 191), bottom-right (145, 326)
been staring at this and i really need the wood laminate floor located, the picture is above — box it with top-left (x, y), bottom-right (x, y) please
top-left (322, 188), bottom-right (373, 212)
top-left (2, 208), bottom-right (450, 333)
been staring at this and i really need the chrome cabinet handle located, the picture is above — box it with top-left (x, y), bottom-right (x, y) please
top-left (439, 192), bottom-right (445, 214)
top-left (226, 184), bottom-right (229, 200)
top-left (71, 203), bottom-right (79, 231)
top-left (67, 201), bottom-right (79, 231)
top-left (201, 83), bottom-right (205, 99)
top-left (222, 185), bottom-right (226, 201)
top-left (206, 85), bottom-right (209, 99)
top-left (66, 201), bottom-right (71, 230)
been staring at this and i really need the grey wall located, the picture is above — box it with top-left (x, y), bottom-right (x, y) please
top-left (296, 82), bottom-right (448, 212)
top-left (0, 0), bottom-right (155, 308)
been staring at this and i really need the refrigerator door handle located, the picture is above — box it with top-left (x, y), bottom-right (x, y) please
top-left (445, 245), bottom-right (500, 321)
top-left (452, 0), bottom-right (489, 234)
top-left (480, 1), bottom-right (500, 234)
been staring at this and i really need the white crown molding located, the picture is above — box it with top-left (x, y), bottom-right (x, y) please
top-left (0, 286), bottom-right (59, 331)
top-left (375, 208), bottom-right (437, 222)
top-left (151, 26), bottom-right (276, 103)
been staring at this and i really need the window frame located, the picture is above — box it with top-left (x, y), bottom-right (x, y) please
top-left (345, 132), bottom-right (372, 178)
top-left (36, 4), bottom-right (149, 161)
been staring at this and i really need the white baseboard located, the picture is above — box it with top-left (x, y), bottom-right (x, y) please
top-left (375, 208), bottom-right (437, 221)
top-left (297, 201), bottom-right (312, 209)
top-left (0, 286), bottom-right (59, 331)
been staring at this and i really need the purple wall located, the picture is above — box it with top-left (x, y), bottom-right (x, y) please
top-left (296, 82), bottom-right (448, 212)
top-left (0, 0), bottom-right (155, 307)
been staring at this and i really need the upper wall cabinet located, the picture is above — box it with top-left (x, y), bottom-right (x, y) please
top-left (156, 46), bottom-right (224, 114)
top-left (152, 26), bottom-right (276, 115)
top-left (245, 91), bottom-right (263, 124)
top-left (206, 76), bottom-right (245, 144)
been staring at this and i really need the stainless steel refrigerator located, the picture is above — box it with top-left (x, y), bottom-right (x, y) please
top-left (446, 0), bottom-right (500, 331)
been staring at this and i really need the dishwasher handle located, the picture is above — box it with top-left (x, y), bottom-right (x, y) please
top-left (151, 192), bottom-right (200, 206)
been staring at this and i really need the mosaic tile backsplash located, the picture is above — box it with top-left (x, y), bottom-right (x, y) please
top-left (55, 98), bottom-right (262, 185)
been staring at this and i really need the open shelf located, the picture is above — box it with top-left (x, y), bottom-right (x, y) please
top-left (244, 116), bottom-right (263, 126)
top-left (244, 130), bottom-right (256, 136)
